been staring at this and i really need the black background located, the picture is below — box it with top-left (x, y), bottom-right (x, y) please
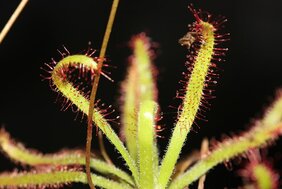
top-left (1, 0), bottom-right (282, 188)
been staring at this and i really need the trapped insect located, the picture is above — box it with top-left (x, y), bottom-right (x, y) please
top-left (178, 31), bottom-right (198, 49)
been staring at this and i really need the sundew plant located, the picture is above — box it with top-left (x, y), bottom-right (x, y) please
top-left (0, 1), bottom-right (282, 189)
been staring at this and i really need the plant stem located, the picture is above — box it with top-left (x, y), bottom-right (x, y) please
top-left (0, 0), bottom-right (29, 44)
top-left (98, 130), bottom-right (113, 165)
top-left (86, 0), bottom-right (120, 189)
top-left (198, 139), bottom-right (209, 189)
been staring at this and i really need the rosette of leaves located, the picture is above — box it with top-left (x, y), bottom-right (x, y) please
top-left (1, 6), bottom-right (282, 189)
